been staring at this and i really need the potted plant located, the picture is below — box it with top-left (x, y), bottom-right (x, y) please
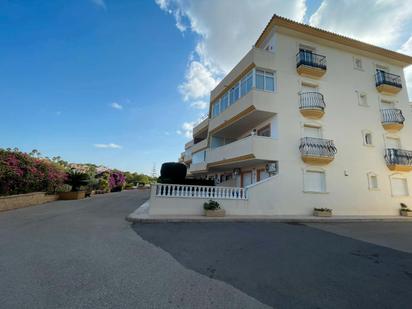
top-left (313, 208), bottom-right (332, 217)
top-left (58, 171), bottom-right (89, 200)
top-left (400, 203), bottom-right (412, 217)
top-left (203, 200), bottom-right (225, 217)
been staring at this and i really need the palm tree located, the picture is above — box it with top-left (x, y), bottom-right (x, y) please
top-left (65, 170), bottom-right (89, 192)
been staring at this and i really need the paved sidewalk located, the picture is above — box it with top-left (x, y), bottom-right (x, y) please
top-left (127, 202), bottom-right (412, 223)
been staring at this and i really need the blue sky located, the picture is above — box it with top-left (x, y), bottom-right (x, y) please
top-left (1, 0), bottom-right (411, 174)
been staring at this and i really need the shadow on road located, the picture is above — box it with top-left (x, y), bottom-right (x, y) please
top-left (134, 222), bottom-right (412, 309)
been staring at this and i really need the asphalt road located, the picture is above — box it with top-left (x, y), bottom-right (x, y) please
top-left (0, 190), bottom-right (268, 309)
top-left (135, 222), bottom-right (412, 309)
top-left (2, 191), bottom-right (412, 309)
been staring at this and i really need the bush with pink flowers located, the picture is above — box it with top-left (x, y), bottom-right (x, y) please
top-left (0, 149), bottom-right (66, 196)
top-left (109, 171), bottom-right (126, 192)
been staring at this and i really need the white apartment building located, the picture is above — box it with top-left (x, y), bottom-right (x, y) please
top-left (157, 15), bottom-right (412, 216)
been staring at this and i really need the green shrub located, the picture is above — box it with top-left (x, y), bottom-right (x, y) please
top-left (314, 208), bottom-right (332, 212)
top-left (203, 200), bottom-right (221, 211)
top-left (55, 184), bottom-right (72, 193)
top-left (184, 178), bottom-right (215, 186)
top-left (158, 162), bottom-right (187, 184)
top-left (400, 203), bottom-right (411, 212)
top-left (65, 170), bottom-right (89, 192)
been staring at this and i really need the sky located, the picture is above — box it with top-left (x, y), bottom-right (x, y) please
top-left (1, 0), bottom-right (412, 175)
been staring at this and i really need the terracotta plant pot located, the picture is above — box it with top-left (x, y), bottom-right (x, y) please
top-left (205, 209), bottom-right (226, 217)
top-left (313, 210), bottom-right (332, 217)
top-left (400, 210), bottom-right (412, 217)
top-left (58, 191), bottom-right (86, 200)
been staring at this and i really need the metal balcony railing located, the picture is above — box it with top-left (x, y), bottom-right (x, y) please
top-left (296, 50), bottom-right (327, 70)
top-left (299, 137), bottom-right (337, 158)
top-left (384, 149), bottom-right (412, 167)
top-left (381, 109), bottom-right (405, 124)
top-left (299, 92), bottom-right (326, 111)
top-left (375, 70), bottom-right (402, 88)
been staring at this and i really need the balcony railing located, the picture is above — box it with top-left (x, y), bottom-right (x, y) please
top-left (299, 137), bottom-right (337, 163)
top-left (300, 92), bottom-right (326, 110)
top-left (385, 148), bottom-right (412, 171)
top-left (375, 71), bottom-right (402, 89)
top-left (381, 109), bottom-right (405, 125)
top-left (296, 50), bottom-right (327, 70)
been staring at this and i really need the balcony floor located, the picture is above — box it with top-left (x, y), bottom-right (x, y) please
top-left (302, 155), bottom-right (334, 165)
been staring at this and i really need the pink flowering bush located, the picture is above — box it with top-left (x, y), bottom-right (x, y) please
top-left (0, 149), bottom-right (66, 196)
top-left (109, 171), bottom-right (125, 192)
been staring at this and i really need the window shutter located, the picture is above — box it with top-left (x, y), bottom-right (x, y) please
top-left (304, 171), bottom-right (325, 192)
top-left (391, 178), bottom-right (408, 196)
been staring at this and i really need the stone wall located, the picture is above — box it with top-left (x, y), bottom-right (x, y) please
top-left (0, 192), bottom-right (59, 212)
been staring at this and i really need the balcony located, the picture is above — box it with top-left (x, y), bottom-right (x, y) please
top-left (385, 149), bottom-right (412, 172)
top-left (299, 92), bottom-right (326, 119)
top-left (381, 109), bottom-right (405, 132)
top-left (209, 89), bottom-right (276, 137)
top-left (375, 71), bottom-right (402, 94)
top-left (210, 47), bottom-right (276, 102)
top-left (188, 161), bottom-right (208, 174)
top-left (193, 117), bottom-right (209, 138)
top-left (299, 137), bottom-right (337, 164)
top-left (296, 50), bottom-right (327, 78)
top-left (191, 139), bottom-right (208, 154)
top-left (207, 135), bottom-right (277, 169)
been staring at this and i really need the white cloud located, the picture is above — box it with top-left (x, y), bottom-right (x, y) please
top-left (94, 143), bottom-right (122, 149)
top-left (309, 0), bottom-right (412, 48)
top-left (156, 0), bottom-right (306, 106)
top-left (190, 100), bottom-right (208, 110)
top-left (110, 102), bottom-right (123, 110)
top-left (399, 36), bottom-right (412, 101)
top-left (178, 61), bottom-right (218, 101)
top-left (177, 121), bottom-right (195, 138)
top-left (91, 0), bottom-right (106, 9)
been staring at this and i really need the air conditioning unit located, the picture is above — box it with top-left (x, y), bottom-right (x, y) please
top-left (265, 162), bottom-right (278, 175)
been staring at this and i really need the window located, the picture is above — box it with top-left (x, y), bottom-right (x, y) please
top-left (367, 173), bottom-right (379, 190)
top-left (256, 70), bottom-right (275, 91)
top-left (241, 71), bottom-right (253, 97)
top-left (362, 130), bottom-right (373, 146)
top-left (257, 125), bottom-right (271, 137)
top-left (390, 176), bottom-right (409, 196)
top-left (385, 136), bottom-right (401, 149)
top-left (381, 98), bottom-right (395, 109)
top-left (304, 124), bottom-right (322, 138)
top-left (192, 150), bottom-right (206, 164)
top-left (357, 91), bottom-right (368, 106)
top-left (304, 170), bottom-right (326, 193)
top-left (212, 68), bottom-right (276, 118)
top-left (353, 57), bottom-right (363, 70)
top-left (220, 93), bottom-right (229, 112)
top-left (229, 83), bottom-right (240, 105)
top-left (301, 82), bottom-right (318, 93)
top-left (376, 64), bottom-right (389, 72)
top-left (212, 101), bottom-right (220, 118)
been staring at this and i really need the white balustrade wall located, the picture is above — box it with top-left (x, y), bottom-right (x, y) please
top-left (154, 184), bottom-right (247, 200)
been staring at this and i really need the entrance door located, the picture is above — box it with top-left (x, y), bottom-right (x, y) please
top-left (241, 172), bottom-right (252, 187)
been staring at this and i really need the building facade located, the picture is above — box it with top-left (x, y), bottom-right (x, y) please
top-left (172, 15), bottom-right (412, 216)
